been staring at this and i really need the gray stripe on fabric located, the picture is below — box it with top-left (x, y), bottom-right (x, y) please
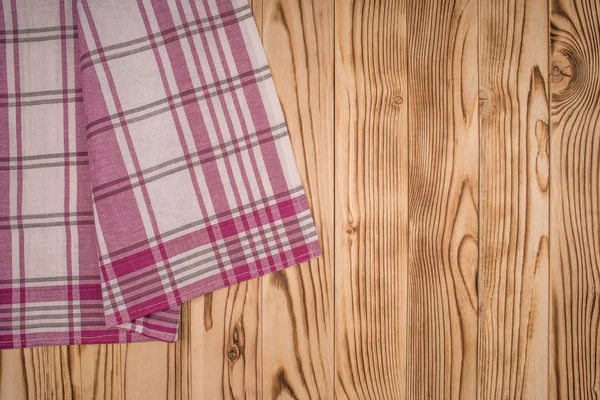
top-left (0, 97), bottom-right (82, 107)
top-left (0, 160), bottom-right (88, 170)
top-left (0, 220), bottom-right (94, 230)
top-left (0, 321), bottom-right (105, 331)
top-left (0, 152), bottom-right (87, 162)
top-left (0, 211), bottom-right (93, 221)
top-left (0, 275), bottom-right (98, 285)
top-left (0, 313), bottom-right (105, 323)
top-left (0, 89), bottom-right (81, 98)
top-left (0, 34), bottom-right (77, 44)
top-left (0, 25), bottom-right (76, 34)
top-left (0, 303), bottom-right (102, 313)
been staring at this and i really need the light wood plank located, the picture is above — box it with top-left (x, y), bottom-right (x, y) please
top-left (260, 0), bottom-right (335, 399)
top-left (0, 349), bottom-right (29, 399)
top-left (78, 344), bottom-right (124, 400)
top-left (478, 0), bottom-right (550, 398)
top-left (188, 282), bottom-right (262, 400)
top-left (335, 1), bottom-right (408, 399)
top-left (3, 345), bottom-right (99, 400)
top-left (0, 346), bottom-right (80, 400)
top-left (550, 0), bottom-right (600, 398)
top-left (121, 343), bottom-right (175, 399)
top-left (188, 1), bottom-right (264, 398)
top-left (406, 0), bottom-right (479, 398)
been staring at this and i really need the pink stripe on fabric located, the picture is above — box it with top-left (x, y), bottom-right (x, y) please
top-left (0, 0), bottom-right (10, 284)
top-left (9, 0), bottom-right (27, 349)
top-left (59, 0), bottom-right (75, 343)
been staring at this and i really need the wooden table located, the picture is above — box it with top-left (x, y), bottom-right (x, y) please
top-left (1, 0), bottom-right (598, 398)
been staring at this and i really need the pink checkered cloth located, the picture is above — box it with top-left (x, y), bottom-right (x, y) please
top-left (0, 0), bottom-right (320, 349)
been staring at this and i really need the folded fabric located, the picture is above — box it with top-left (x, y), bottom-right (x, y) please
top-left (0, 0), bottom-right (320, 349)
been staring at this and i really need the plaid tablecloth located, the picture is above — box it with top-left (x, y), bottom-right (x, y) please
top-left (0, 0), bottom-right (320, 349)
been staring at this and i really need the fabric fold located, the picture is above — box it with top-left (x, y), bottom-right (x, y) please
top-left (0, 0), bottom-right (320, 349)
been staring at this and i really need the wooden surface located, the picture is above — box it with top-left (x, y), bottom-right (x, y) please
top-left (479, 0), bottom-right (550, 399)
top-left (335, 1), bottom-right (408, 399)
top-left (1, 0), bottom-right (599, 398)
top-left (550, 0), bottom-right (600, 398)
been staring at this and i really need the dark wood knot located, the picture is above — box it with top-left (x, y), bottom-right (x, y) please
top-left (478, 88), bottom-right (493, 118)
top-left (551, 63), bottom-right (573, 83)
top-left (344, 221), bottom-right (357, 236)
top-left (226, 344), bottom-right (240, 363)
top-left (550, 51), bottom-right (574, 94)
top-left (392, 94), bottom-right (404, 107)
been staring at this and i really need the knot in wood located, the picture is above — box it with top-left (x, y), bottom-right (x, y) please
top-left (550, 50), bottom-right (576, 96)
top-left (226, 344), bottom-right (240, 363)
top-left (344, 222), bottom-right (357, 236)
top-left (478, 88), bottom-right (494, 118)
top-left (392, 94), bottom-right (404, 107)
top-left (551, 62), bottom-right (573, 84)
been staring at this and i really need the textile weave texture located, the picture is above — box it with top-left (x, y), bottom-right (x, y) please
top-left (0, 0), bottom-right (320, 349)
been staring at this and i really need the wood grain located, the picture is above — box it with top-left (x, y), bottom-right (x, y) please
top-left (261, 0), bottom-right (334, 398)
top-left (478, 0), bottom-right (550, 399)
top-left (335, 1), bottom-right (408, 399)
top-left (0, 341), bottom-right (179, 400)
top-left (189, 282), bottom-right (262, 399)
top-left (550, 0), bottom-right (600, 398)
top-left (406, 0), bottom-right (479, 398)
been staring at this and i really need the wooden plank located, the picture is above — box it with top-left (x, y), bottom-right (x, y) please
top-left (187, 1), bottom-right (264, 398)
top-left (78, 344), bottom-right (125, 400)
top-left (173, 303), bottom-right (191, 400)
top-left (121, 343), bottom-right (175, 399)
top-left (550, 0), bottom-right (600, 398)
top-left (188, 282), bottom-right (262, 399)
top-left (335, 1), bottom-right (408, 398)
top-left (0, 349), bottom-right (29, 399)
top-left (405, 0), bottom-right (479, 398)
top-left (478, 0), bottom-right (550, 399)
top-left (260, 0), bottom-right (335, 399)
top-left (0, 346), bottom-right (81, 400)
